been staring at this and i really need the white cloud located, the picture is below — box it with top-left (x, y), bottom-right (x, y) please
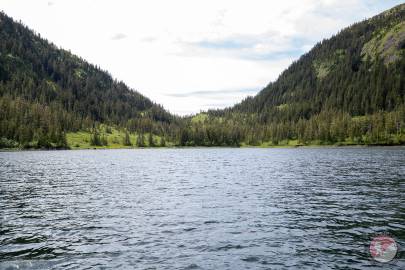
top-left (111, 33), bottom-right (127, 41)
top-left (0, 0), bottom-right (403, 115)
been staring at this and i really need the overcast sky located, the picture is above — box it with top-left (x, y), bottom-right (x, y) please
top-left (1, 0), bottom-right (403, 115)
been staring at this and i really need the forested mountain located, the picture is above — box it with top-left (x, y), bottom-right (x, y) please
top-left (0, 11), bottom-right (178, 148)
top-left (234, 4), bottom-right (405, 117)
top-left (1, 4), bottom-right (405, 149)
top-left (181, 3), bottom-right (405, 146)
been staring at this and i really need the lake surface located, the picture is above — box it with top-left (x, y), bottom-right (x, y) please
top-left (0, 147), bottom-right (404, 269)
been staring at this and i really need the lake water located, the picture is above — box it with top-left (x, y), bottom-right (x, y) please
top-left (0, 147), bottom-right (404, 269)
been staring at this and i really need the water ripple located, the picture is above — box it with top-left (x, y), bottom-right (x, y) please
top-left (0, 147), bottom-right (404, 269)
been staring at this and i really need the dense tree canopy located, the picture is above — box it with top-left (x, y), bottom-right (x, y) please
top-left (0, 4), bottom-right (404, 148)
top-left (0, 12), bottom-right (179, 148)
top-left (182, 4), bottom-right (405, 146)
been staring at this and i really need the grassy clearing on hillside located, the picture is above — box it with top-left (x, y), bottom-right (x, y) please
top-left (66, 127), bottom-right (171, 149)
top-left (313, 49), bottom-right (346, 79)
top-left (362, 21), bottom-right (405, 64)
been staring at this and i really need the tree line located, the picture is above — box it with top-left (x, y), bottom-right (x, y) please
top-left (0, 7), bottom-right (404, 149)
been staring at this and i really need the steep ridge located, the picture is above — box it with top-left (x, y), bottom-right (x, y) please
top-left (190, 4), bottom-right (405, 146)
top-left (0, 12), bottom-right (177, 148)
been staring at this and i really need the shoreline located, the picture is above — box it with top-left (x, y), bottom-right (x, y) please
top-left (1, 144), bottom-right (404, 152)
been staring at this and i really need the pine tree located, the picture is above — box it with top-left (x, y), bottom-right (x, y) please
top-left (90, 129), bottom-right (102, 146)
top-left (123, 131), bottom-right (132, 146)
top-left (136, 133), bottom-right (145, 147)
top-left (148, 133), bottom-right (155, 147)
top-left (101, 135), bottom-right (108, 146)
top-left (160, 136), bottom-right (166, 147)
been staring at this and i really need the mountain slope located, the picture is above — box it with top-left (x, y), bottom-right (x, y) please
top-left (1, 4), bottom-right (404, 149)
top-left (184, 4), bottom-right (405, 146)
top-left (232, 3), bottom-right (405, 119)
top-left (0, 12), bottom-right (177, 148)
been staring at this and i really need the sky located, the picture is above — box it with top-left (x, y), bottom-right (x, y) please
top-left (0, 0), bottom-right (403, 115)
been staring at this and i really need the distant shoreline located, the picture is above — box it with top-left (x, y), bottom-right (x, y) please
top-left (1, 144), bottom-right (405, 152)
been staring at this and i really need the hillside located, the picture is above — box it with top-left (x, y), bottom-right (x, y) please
top-left (181, 4), bottom-right (405, 146)
top-left (233, 4), bottom-right (405, 117)
top-left (1, 4), bottom-right (405, 149)
top-left (0, 12), bottom-right (177, 149)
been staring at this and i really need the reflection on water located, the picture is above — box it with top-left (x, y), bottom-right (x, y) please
top-left (0, 147), bottom-right (404, 269)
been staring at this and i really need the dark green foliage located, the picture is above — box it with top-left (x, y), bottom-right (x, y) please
top-left (229, 4), bottom-right (405, 119)
top-left (159, 137), bottom-right (166, 147)
top-left (89, 129), bottom-right (108, 146)
top-left (90, 130), bottom-right (102, 146)
top-left (148, 133), bottom-right (155, 147)
top-left (0, 12), bottom-right (179, 148)
top-left (123, 131), bottom-right (132, 146)
top-left (105, 126), bottom-right (112, 134)
top-left (176, 119), bottom-right (242, 147)
top-left (100, 135), bottom-right (108, 146)
top-left (1, 4), bottom-right (405, 148)
top-left (0, 137), bottom-right (18, 148)
top-left (136, 133), bottom-right (145, 147)
top-left (182, 4), bottom-right (405, 146)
